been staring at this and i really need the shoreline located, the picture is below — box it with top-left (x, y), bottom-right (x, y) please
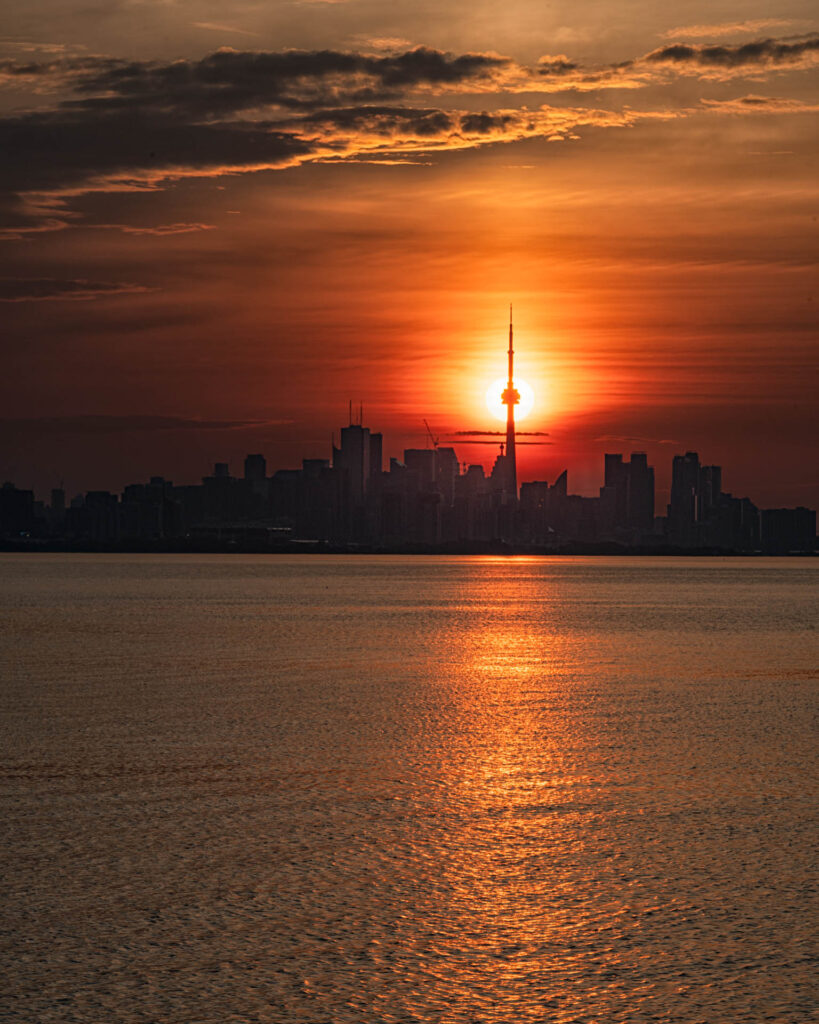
top-left (1, 539), bottom-right (815, 557)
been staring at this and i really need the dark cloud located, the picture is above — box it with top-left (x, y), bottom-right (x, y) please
top-left (1, 35), bottom-right (815, 237)
top-left (3, 46), bottom-right (510, 117)
top-left (0, 111), bottom-right (312, 195)
top-left (537, 57), bottom-right (580, 76)
top-left (459, 111), bottom-right (514, 134)
top-left (0, 99), bottom-right (635, 235)
top-left (0, 278), bottom-right (152, 302)
top-left (538, 33), bottom-right (819, 90)
top-left (0, 55), bottom-right (119, 81)
top-left (644, 35), bottom-right (819, 69)
top-left (293, 104), bottom-right (456, 136)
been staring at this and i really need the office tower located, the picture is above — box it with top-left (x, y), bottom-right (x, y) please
top-left (435, 447), bottom-right (459, 506)
top-left (669, 451), bottom-right (700, 545)
top-left (604, 453), bottom-right (629, 528)
top-left (244, 454), bottom-right (266, 482)
top-left (628, 452), bottom-right (654, 534)
top-left (698, 464), bottom-right (721, 523)
top-left (403, 449), bottom-right (437, 490)
top-left (369, 432), bottom-right (383, 479)
top-left (336, 424), bottom-right (371, 505)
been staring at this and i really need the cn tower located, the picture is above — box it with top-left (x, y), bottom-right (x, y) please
top-left (502, 304), bottom-right (520, 499)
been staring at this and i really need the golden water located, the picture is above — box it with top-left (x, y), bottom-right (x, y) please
top-left (1, 555), bottom-right (816, 1022)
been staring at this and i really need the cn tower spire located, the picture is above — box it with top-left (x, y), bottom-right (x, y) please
top-left (508, 304), bottom-right (514, 382)
top-left (502, 305), bottom-right (519, 500)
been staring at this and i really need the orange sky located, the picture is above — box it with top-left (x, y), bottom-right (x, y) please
top-left (1, 1), bottom-right (817, 507)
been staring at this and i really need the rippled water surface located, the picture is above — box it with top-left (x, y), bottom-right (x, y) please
top-left (1, 554), bottom-right (817, 1023)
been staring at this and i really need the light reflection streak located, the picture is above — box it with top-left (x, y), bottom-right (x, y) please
top-left (412, 559), bottom-right (593, 1019)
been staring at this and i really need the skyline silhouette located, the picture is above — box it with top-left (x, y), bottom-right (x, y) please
top-left (3, 397), bottom-right (814, 552)
top-left (2, 315), bottom-right (816, 552)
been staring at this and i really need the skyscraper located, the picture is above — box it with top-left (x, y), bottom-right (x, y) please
top-left (669, 451), bottom-right (701, 546)
top-left (244, 454), bottom-right (266, 482)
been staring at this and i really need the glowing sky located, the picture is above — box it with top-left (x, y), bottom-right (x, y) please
top-left (1, 0), bottom-right (817, 505)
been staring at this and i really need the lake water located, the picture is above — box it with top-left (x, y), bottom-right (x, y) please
top-left (1, 554), bottom-right (816, 1023)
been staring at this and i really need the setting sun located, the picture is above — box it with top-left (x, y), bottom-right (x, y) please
top-left (486, 377), bottom-right (535, 422)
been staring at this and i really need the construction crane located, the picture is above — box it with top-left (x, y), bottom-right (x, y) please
top-left (423, 419), bottom-right (439, 449)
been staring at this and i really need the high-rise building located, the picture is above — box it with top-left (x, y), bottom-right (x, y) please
top-left (244, 454), bottom-right (266, 482)
top-left (403, 449), bottom-right (437, 490)
top-left (604, 453), bottom-right (629, 527)
top-left (50, 488), bottom-right (65, 516)
top-left (761, 507), bottom-right (816, 553)
top-left (333, 418), bottom-right (375, 540)
top-left (335, 424), bottom-right (371, 506)
top-left (698, 464), bottom-right (721, 523)
top-left (435, 447), bottom-right (459, 506)
top-left (628, 452), bottom-right (654, 534)
top-left (369, 433), bottom-right (383, 480)
top-left (669, 451), bottom-right (700, 545)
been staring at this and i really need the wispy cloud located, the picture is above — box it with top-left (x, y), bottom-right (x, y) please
top-left (595, 435), bottom-right (680, 445)
top-left (0, 278), bottom-right (153, 301)
top-left (350, 36), bottom-right (416, 53)
top-left (640, 35), bottom-right (819, 80)
top-left (445, 438), bottom-right (553, 445)
top-left (662, 20), bottom-right (793, 40)
top-left (700, 94), bottom-right (819, 114)
top-left (192, 22), bottom-right (259, 37)
top-left (101, 222), bottom-right (216, 235)
top-left (4, 36), bottom-right (817, 106)
top-left (0, 415), bottom-right (293, 433)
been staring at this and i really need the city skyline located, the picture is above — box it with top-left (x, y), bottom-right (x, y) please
top-left (1, 1), bottom-right (817, 509)
top-left (3, 397), bottom-right (813, 516)
top-left (3, 397), bottom-right (814, 554)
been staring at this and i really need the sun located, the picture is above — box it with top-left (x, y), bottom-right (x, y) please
top-left (485, 377), bottom-right (535, 422)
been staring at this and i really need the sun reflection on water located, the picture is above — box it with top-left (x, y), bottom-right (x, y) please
top-left (405, 563), bottom-right (595, 1018)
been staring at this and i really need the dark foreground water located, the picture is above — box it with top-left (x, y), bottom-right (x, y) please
top-left (1, 554), bottom-right (817, 1023)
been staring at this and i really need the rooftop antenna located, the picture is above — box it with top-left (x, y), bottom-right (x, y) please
top-left (359, 401), bottom-right (363, 426)
top-left (348, 399), bottom-right (352, 426)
